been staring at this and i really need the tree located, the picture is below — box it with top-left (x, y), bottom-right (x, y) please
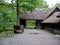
top-left (0, 0), bottom-right (17, 30)
top-left (56, 2), bottom-right (60, 7)
top-left (0, 0), bottom-right (49, 30)
top-left (43, 1), bottom-right (49, 8)
top-left (16, 0), bottom-right (49, 14)
top-left (35, 0), bottom-right (48, 8)
top-left (15, 0), bottom-right (49, 25)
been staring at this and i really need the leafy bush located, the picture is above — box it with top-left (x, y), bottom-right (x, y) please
top-left (0, 26), bottom-right (3, 32)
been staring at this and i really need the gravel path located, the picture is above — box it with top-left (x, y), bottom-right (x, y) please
top-left (0, 29), bottom-right (60, 45)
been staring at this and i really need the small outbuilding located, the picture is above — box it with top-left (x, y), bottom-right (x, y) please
top-left (41, 12), bottom-right (60, 30)
top-left (19, 8), bottom-right (51, 28)
top-left (19, 7), bottom-right (60, 29)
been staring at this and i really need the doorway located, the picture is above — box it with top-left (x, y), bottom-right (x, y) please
top-left (26, 20), bottom-right (36, 28)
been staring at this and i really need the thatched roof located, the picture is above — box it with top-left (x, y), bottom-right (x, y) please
top-left (19, 7), bottom-right (60, 20)
top-left (19, 8), bottom-right (52, 20)
top-left (42, 12), bottom-right (60, 23)
top-left (45, 7), bottom-right (60, 19)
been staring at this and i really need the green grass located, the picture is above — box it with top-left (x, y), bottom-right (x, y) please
top-left (0, 25), bottom-right (14, 38)
top-left (0, 31), bottom-right (14, 38)
top-left (26, 20), bottom-right (36, 27)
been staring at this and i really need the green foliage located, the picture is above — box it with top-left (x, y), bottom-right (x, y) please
top-left (26, 20), bottom-right (36, 27)
top-left (0, 0), bottom-right (49, 32)
top-left (16, 0), bottom-right (49, 13)
top-left (0, 26), bottom-right (3, 32)
top-left (0, 0), bottom-right (17, 32)
top-left (36, 0), bottom-right (49, 8)
top-left (56, 2), bottom-right (60, 8)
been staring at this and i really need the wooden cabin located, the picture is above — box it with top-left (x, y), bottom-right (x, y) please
top-left (41, 12), bottom-right (60, 31)
top-left (19, 7), bottom-right (60, 29)
top-left (19, 8), bottom-right (51, 28)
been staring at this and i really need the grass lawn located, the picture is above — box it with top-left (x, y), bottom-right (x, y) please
top-left (0, 31), bottom-right (14, 38)
top-left (26, 20), bottom-right (36, 27)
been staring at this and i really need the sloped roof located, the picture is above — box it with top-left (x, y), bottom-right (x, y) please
top-left (19, 8), bottom-right (52, 20)
top-left (45, 7), bottom-right (60, 19)
top-left (42, 12), bottom-right (60, 23)
top-left (19, 7), bottom-right (60, 20)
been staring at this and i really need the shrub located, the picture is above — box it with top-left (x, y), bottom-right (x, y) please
top-left (0, 26), bottom-right (3, 32)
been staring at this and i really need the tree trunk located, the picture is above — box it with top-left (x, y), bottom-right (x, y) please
top-left (16, 0), bottom-right (19, 25)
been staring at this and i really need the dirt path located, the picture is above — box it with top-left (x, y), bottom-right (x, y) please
top-left (0, 29), bottom-right (60, 45)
